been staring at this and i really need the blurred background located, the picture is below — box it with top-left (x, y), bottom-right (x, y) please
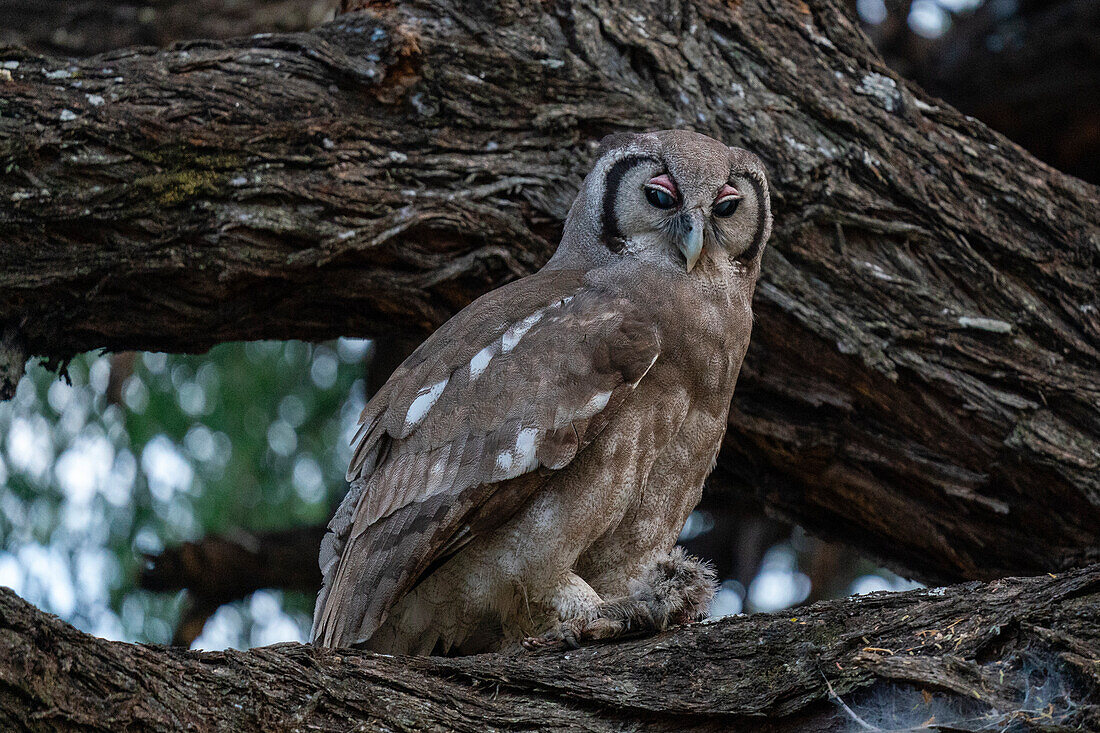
top-left (0, 0), bottom-right (1096, 649)
top-left (0, 342), bottom-right (368, 647)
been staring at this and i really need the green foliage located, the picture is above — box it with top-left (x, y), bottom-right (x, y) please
top-left (0, 339), bottom-right (370, 648)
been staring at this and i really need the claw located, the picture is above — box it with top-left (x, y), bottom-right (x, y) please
top-left (522, 619), bottom-right (586, 652)
top-left (522, 629), bottom-right (566, 651)
top-left (522, 551), bottom-right (716, 653)
top-left (523, 637), bottom-right (563, 651)
top-left (521, 636), bottom-right (547, 650)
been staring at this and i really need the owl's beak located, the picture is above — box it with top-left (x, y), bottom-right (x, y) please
top-left (678, 216), bottom-right (705, 272)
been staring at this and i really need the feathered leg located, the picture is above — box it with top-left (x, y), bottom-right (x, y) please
top-left (523, 547), bottom-right (716, 650)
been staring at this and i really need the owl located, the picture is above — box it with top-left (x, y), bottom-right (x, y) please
top-left (312, 130), bottom-right (772, 654)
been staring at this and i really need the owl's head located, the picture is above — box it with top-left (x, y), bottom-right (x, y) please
top-left (550, 130), bottom-right (771, 276)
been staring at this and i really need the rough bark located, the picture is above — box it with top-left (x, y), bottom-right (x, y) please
top-left (1, 0), bottom-right (1098, 586)
top-left (0, 0), bottom-right (337, 57)
top-left (3, 567), bottom-right (1099, 732)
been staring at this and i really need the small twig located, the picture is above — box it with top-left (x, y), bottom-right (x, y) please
top-left (820, 670), bottom-right (881, 732)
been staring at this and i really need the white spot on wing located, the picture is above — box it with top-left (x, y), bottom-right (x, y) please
top-left (424, 456), bottom-right (448, 495)
top-left (494, 428), bottom-right (540, 480)
top-left (502, 311), bottom-right (543, 354)
top-left (575, 390), bottom-right (612, 421)
top-left (469, 344), bottom-right (495, 380)
top-left (405, 378), bottom-right (448, 427)
top-left (514, 428), bottom-right (540, 472)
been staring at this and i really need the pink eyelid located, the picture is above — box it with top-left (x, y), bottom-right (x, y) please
top-left (646, 174), bottom-right (678, 198)
top-left (715, 183), bottom-right (740, 202)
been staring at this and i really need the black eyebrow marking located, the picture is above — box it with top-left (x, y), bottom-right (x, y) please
top-left (738, 171), bottom-right (768, 261)
top-left (601, 154), bottom-right (661, 252)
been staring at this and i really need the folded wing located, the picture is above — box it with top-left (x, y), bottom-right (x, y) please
top-left (311, 269), bottom-right (662, 647)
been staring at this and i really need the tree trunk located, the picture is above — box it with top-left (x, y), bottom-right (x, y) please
top-left (3, 566), bottom-right (1099, 731)
top-left (1, 0), bottom-right (1097, 587)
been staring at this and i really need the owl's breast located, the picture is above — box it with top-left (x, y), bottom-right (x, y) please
top-left (658, 282), bottom-right (752, 401)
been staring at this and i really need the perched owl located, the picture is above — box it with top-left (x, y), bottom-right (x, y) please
top-left (312, 130), bottom-right (772, 654)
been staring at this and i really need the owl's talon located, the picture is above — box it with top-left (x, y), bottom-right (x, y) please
top-left (521, 636), bottom-right (548, 650)
top-left (524, 549), bottom-right (717, 652)
top-left (524, 637), bottom-right (564, 650)
top-left (521, 627), bottom-right (567, 651)
top-left (522, 619), bottom-right (587, 652)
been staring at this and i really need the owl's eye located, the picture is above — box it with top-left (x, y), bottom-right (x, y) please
top-left (713, 184), bottom-right (741, 218)
top-left (643, 174), bottom-right (678, 210)
top-left (644, 185), bottom-right (677, 210)
top-left (713, 196), bottom-right (740, 217)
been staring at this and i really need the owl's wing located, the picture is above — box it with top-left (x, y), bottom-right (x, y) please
top-left (311, 268), bottom-right (662, 647)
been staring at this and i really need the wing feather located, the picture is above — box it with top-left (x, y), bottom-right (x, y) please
top-left (312, 269), bottom-right (662, 646)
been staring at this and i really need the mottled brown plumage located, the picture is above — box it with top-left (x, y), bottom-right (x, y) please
top-left (312, 130), bottom-right (771, 653)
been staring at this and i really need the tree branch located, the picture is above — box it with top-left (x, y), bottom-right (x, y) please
top-left (1, 0), bottom-right (1098, 585)
top-left (140, 525), bottom-right (324, 599)
top-left (139, 525), bottom-right (325, 645)
top-left (2, 567), bottom-right (1098, 731)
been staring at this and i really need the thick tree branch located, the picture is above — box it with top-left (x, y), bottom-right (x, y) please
top-left (2, 567), bottom-right (1098, 731)
top-left (1, 0), bottom-right (1098, 585)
